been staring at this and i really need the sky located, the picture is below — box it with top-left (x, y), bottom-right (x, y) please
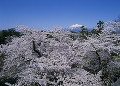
top-left (0, 0), bottom-right (120, 30)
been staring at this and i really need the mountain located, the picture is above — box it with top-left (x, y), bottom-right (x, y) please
top-left (63, 24), bottom-right (92, 32)
top-left (63, 24), bottom-right (83, 32)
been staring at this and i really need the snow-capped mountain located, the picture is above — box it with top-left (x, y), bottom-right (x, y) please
top-left (70, 24), bottom-right (83, 28)
top-left (63, 24), bottom-right (83, 32)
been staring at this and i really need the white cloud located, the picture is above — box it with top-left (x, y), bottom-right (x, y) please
top-left (70, 24), bottom-right (83, 28)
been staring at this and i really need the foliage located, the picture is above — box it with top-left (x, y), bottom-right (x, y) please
top-left (0, 22), bottom-right (120, 86)
top-left (0, 53), bottom-right (5, 71)
top-left (80, 26), bottom-right (89, 35)
top-left (115, 16), bottom-right (120, 22)
top-left (97, 21), bottom-right (104, 29)
top-left (0, 77), bottom-right (17, 86)
top-left (0, 28), bottom-right (22, 44)
top-left (79, 26), bottom-right (89, 39)
top-left (70, 31), bottom-right (77, 33)
top-left (69, 34), bottom-right (76, 40)
top-left (46, 34), bottom-right (54, 38)
top-left (103, 21), bottom-right (120, 34)
top-left (90, 21), bottom-right (104, 35)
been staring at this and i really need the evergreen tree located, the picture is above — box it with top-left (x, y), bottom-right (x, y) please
top-left (90, 21), bottom-right (104, 35)
top-left (0, 28), bottom-right (22, 44)
top-left (79, 26), bottom-right (89, 39)
top-left (97, 21), bottom-right (104, 33)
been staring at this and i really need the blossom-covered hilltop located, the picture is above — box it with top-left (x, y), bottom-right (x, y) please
top-left (0, 21), bottom-right (120, 86)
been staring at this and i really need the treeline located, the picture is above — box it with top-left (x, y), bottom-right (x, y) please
top-left (0, 21), bottom-right (105, 44)
top-left (70, 21), bottom-right (105, 40)
top-left (0, 28), bottom-right (22, 44)
top-left (0, 20), bottom-right (119, 44)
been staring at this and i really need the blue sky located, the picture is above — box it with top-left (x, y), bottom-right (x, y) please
top-left (0, 0), bottom-right (120, 30)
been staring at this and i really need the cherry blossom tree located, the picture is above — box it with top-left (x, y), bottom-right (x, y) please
top-left (0, 21), bottom-right (120, 86)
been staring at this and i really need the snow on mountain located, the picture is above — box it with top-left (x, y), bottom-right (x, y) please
top-left (63, 24), bottom-right (83, 32)
top-left (70, 24), bottom-right (83, 29)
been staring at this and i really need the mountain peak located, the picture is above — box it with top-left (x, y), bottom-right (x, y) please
top-left (70, 24), bottom-right (83, 29)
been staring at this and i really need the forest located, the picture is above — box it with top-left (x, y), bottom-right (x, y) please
top-left (0, 20), bottom-right (120, 86)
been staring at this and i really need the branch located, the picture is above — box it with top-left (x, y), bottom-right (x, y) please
top-left (33, 41), bottom-right (42, 57)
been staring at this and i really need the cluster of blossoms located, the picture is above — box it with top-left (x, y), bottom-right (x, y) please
top-left (0, 21), bottom-right (120, 86)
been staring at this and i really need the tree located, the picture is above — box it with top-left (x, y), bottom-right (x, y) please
top-left (97, 21), bottom-right (104, 33)
top-left (0, 25), bottom-right (120, 86)
top-left (0, 31), bottom-right (3, 44)
top-left (79, 26), bottom-right (89, 39)
top-left (90, 21), bottom-right (104, 35)
top-left (80, 26), bottom-right (88, 35)
top-left (0, 28), bottom-right (22, 44)
top-left (115, 16), bottom-right (120, 22)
